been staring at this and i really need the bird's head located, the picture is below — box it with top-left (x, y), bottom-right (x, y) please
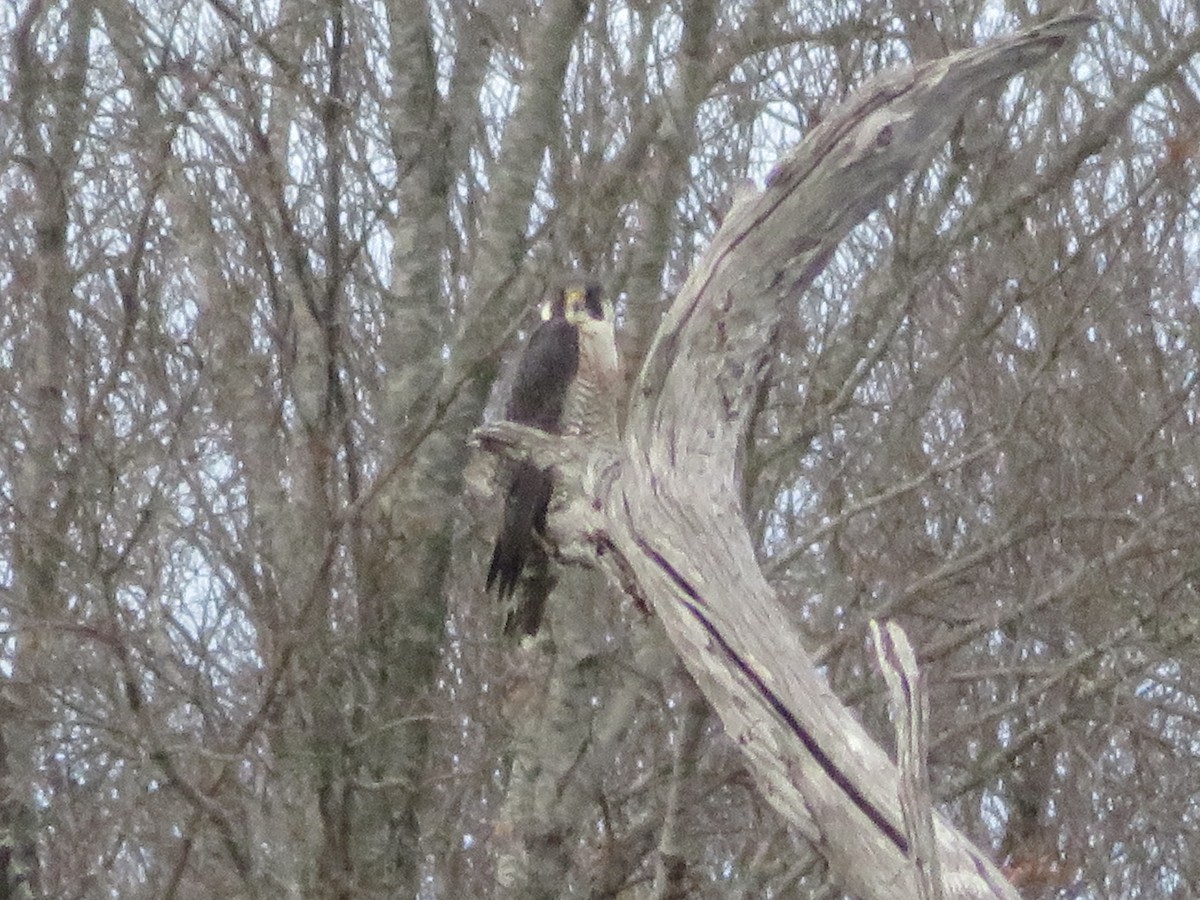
top-left (542, 279), bottom-right (611, 325)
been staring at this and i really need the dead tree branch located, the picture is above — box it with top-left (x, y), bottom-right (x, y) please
top-left (479, 14), bottom-right (1096, 899)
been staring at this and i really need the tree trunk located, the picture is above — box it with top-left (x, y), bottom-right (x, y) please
top-left (4, 2), bottom-right (95, 895)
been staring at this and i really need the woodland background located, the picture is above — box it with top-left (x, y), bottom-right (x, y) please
top-left (2, 0), bottom-right (1199, 897)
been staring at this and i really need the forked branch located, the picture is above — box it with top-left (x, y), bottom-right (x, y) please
top-left (479, 14), bottom-right (1096, 899)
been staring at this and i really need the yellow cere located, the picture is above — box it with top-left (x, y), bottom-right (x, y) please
top-left (564, 286), bottom-right (588, 323)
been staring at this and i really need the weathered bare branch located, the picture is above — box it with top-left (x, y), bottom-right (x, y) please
top-left (872, 619), bottom-right (943, 900)
top-left (481, 14), bottom-right (1097, 899)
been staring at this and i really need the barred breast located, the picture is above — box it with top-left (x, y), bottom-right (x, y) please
top-left (561, 317), bottom-right (622, 440)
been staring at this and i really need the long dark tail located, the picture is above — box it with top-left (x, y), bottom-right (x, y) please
top-left (503, 553), bottom-right (555, 638)
top-left (487, 462), bottom-right (552, 604)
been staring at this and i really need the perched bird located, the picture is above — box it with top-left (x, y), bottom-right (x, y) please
top-left (487, 278), bottom-right (620, 636)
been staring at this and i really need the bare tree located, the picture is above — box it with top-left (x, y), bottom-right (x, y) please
top-left (1, 1), bottom-right (1198, 898)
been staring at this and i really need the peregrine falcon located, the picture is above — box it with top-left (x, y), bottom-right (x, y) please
top-left (486, 278), bottom-right (620, 636)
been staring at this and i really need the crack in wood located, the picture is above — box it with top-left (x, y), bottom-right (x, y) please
top-left (635, 535), bottom-right (910, 855)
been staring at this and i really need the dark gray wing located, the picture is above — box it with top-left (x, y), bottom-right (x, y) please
top-left (505, 316), bottom-right (579, 429)
top-left (487, 316), bottom-right (580, 624)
